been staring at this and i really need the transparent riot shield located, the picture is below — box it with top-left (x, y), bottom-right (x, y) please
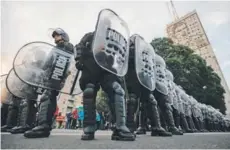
top-left (6, 69), bottom-right (38, 100)
top-left (13, 41), bottom-right (81, 95)
top-left (183, 100), bottom-right (189, 116)
top-left (181, 92), bottom-right (190, 116)
top-left (166, 82), bottom-right (174, 105)
top-left (177, 99), bottom-right (184, 114)
top-left (92, 9), bottom-right (130, 76)
top-left (172, 90), bottom-right (179, 109)
top-left (1, 74), bottom-right (12, 104)
top-left (190, 99), bottom-right (199, 118)
top-left (134, 35), bottom-right (156, 91)
top-left (155, 55), bottom-right (168, 95)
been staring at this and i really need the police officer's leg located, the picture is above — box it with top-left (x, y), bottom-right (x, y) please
top-left (1, 97), bottom-right (20, 132)
top-left (192, 115), bottom-right (201, 131)
top-left (153, 90), bottom-right (167, 130)
top-left (10, 99), bottom-right (27, 134)
top-left (157, 92), bottom-right (182, 135)
top-left (126, 93), bottom-right (138, 133)
top-left (186, 114), bottom-right (197, 132)
top-left (180, 112), bottom-right (193, 133)
top-left (101, 74), bottom-right (135, 141)
top-left (173, 106), bottom-right (183, 133)
top-left (81, 83), bottom-right (99, 140)
top-left (198, 118), bottom-right (205, 132)
top-left (125, 72), bottom-right (140, 133)
top-left (1, 103), bottom-right (9, 127)
top-left (11, 99), bottom-right (37, 134)
top-left (145, 92), bottom-right (172, 136)
top-left (136, 101), bottom-right (148, 134)
top-left (24, 90), bottom-right (57, 138)
top-left (190, 115), bottom-right (198, 132)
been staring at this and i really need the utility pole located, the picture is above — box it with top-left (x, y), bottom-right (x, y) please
top-left (166, 0), bottom-right (179, 21)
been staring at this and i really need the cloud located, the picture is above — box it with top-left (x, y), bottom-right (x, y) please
top-left (222, 61), bottom-right (230, 70)
top-left (205, 12), bottom-right (230, 26)
top-left (1, 1), bottom-right (230, 85)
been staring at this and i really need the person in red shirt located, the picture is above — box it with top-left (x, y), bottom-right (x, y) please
top-left (71, 108), bottom-right (78, 129)
top-left (56, 112), bottom-right (65, 129)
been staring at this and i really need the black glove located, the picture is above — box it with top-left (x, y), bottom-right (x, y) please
top-left (75, 61), bottom-right (83, 70)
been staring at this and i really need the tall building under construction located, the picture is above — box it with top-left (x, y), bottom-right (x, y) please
top-left (166, 10), bottom-right (230, 116)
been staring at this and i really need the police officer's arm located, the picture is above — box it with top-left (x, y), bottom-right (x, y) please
top-left (63, 42), bottom-right (75, 54)
top-left (74, 32), bottom-right (94, 70)
top-left (75, 32), bottom-right (94, 61)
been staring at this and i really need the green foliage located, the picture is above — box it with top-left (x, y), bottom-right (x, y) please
top-left (151, 38), bottom-right (226, 114)
top-left (96, 88), bottom-right (110, 113)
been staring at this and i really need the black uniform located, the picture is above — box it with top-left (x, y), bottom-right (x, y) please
top-left (24, 41), bottom-right (74, 138)
top-left (75, 32), bottom-right (135, 141)
top-left (125, 40), bottom-right (171, 137)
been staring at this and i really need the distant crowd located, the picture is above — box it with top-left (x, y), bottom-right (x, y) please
top-left (52, 107), bottom-right (111, 130)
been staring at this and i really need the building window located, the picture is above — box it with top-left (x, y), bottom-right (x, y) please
top-left (67, 106), bottom-right (73, 113)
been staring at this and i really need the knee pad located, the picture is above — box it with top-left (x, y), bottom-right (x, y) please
top-left (40, 91), bottom-right (52, 102)
top-left (112, 82), bottom-right (125, 96)
top-left (83, 83), bottom-right (96, 126)
top-left (83, 83), bottom-right (95, 99)
top-left (165, 103), bottom-right (173, 112)
top-left (127, 93), bottom-right (137, 105)
top-left (148, 94), bottom-right (157, 106)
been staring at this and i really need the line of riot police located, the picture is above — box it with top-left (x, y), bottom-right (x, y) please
top-left (1, 9), bottom-right (230, 142)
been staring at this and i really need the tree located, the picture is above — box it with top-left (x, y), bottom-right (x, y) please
top-left (96, 89), bottom-right (110, 113)
top-left (151, 38), bottom-right (226, 114)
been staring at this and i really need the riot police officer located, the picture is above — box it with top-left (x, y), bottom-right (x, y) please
top-left (151, 55), bottom-right (182, 135)
top-left (125, 35), bottom-right (171, 136)
top-left (1, 95), bottom-right (21, 132)
top-left (24, 28), bottom-right (74, 138)
top-left (74, 9), bottom-right (135, 141)
top-left (75, 31), bottom-right (135, 141)
top-left (175, 85), bottom-right (193, 133)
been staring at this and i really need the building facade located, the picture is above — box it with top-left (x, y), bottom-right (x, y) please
top-left (56, 62), bottom-right (83, 117)
top-left (166, 10), bottom-right (230, 116)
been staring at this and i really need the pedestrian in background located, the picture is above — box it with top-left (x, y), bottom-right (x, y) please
top-left (56, 112), bottom-right (64, 129)
top-left (65, 112), bottom-right (72, 129)
top-left (71, 108), bottom-right (78, 129)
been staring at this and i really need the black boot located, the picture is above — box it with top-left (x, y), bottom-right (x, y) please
top-left (147, 94), bottom-right (172, 137)
top-left (24, 124), bottom-right (50, 138)
top-left (24, 91), bottom-right (56, 138)
top-left (111, 82), bottom-right (135, 141)
top-left (162, 103), bottom-right (183, 135)
top-left (136, 102), bottom-right (147, 135)
top-left (81, 125), bottom-right (97, 140)
top-left (81, 84), bottom-right (97, 140)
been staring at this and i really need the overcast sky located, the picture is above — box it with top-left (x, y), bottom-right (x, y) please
top-left (1, 1), bottom-right (230, 89)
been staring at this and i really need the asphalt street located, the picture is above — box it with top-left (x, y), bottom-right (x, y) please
top-left (1, 129), bottom-right (230, 149)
